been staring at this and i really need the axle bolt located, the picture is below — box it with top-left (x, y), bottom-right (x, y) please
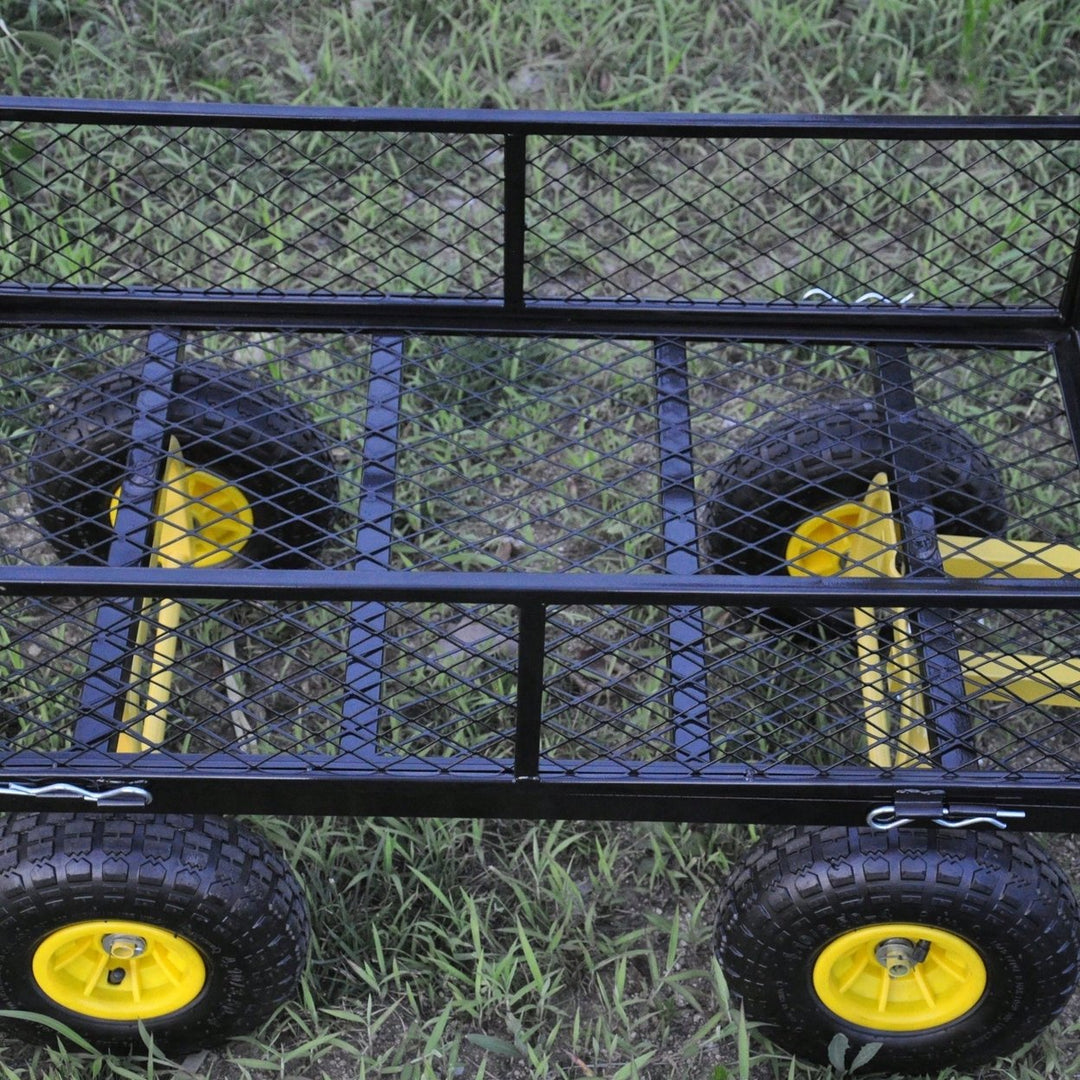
top-left (876, 938), bottom-right (917, 978)
top-left (102, 933), bottom-right (148, 961)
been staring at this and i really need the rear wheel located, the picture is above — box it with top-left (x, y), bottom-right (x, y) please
top-left (29, 362), bottom-right (338, 568)
top-left (0, 813), bottom-right (309, 1053)
top-left (715, 825), bottom-right (1079, 1074)
top-left (703, 400), bottom-right (1007, 634)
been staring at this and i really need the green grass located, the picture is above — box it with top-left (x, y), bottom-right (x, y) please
top-left (1, 1), bottom-right (1080, 1078)
top-left (3, 0), bottom-right (1079, 114)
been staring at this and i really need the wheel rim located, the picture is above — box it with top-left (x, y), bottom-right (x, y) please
top-left (786, 476), bottom-right (900, 579)
top-left (32, 919), bottom-right (207, 1021)
top-left (110, 463), bottom-right (254, 567)
top-left (812, 922), bottom-right (987, 1032)
top-left (786, 502), bottom-right (867, 576)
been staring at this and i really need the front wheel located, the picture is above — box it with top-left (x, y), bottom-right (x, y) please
top-left (715, 825), bottom-right (1079, 1074)
top-left (0, 813), bottom-right (309, 1053)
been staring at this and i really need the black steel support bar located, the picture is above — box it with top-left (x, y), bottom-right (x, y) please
top-left (0, 765), bottom-right (1067, 829)
top-left (873, 344), bottom-right (975, 771)
top-left (1054, 331), bottom-right (1080, 468)
top-left (0, 289), bottom-right (1064, 347)
top-left (655, 340), bottom-right (712, 764)
top-left (514, 604), bottom-right (546, 778)
top-left (1061, 221), bottom-right (1080, 328)
top-left (3, 96), bottom-right (1079, 141)
top-left (340, 335), bottom-right (406, 759)
top-left (3, 565), bottom-right (1080, 609)
top-left (74, 329), bottom-right (182, 748)
top-left (503, 133), bottom-right (527, 309)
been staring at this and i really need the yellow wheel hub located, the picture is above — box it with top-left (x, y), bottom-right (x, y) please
top-left (813, 923), bottom-right (986, 1032)
top-left (32, 919), bottom-right (206, 1021)
top-left (787, 502), bottom-right (871, 576)
top-left (786, 475), bottom-right (900, 579)
top-left (110, 458), bottom-right (253, 567)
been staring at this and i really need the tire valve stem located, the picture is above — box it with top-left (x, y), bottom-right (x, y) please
top-left (876, 938), bottom-right (931, 979)
top-left (107, 967), bottom-right (126, 986)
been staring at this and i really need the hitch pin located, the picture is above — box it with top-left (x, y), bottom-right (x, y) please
top-left (0, 782), bottom-right (151, 808)
top-left (867, 804), bottom-right (1026, 831)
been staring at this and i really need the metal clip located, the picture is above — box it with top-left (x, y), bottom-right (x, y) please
top-left (935, 810), bottom-right (1026, 829)
top-left (867, 805), bottom-right (913, 830)
top-left (0, 782), bottom-right (152, 808)
top-left (867, 803), bottom-right (1025, 831)
top-left (803, 287), bottom-right (916, 306)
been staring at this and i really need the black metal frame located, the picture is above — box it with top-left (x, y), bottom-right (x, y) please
top-left (2, 97), bottom-right (1080, 827)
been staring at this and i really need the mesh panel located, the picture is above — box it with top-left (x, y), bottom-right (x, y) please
top-left (526, 135), bottom-right (1080, 308)
top-left (2, 327), bottom-right (1080, 778)
top-left (5, 592), bottom-right (1080, 776)
top-left (0, 124), bottom-right (505, 297)
top-left (2, 117), bottom-right (1079, 308)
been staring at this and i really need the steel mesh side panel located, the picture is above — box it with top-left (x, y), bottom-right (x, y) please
top-left (3, 594), bottom-right (1080, 777)
top-left (0, 124), bottom-right (505, 297)
top-left (1, 329), bottom-right (1080, 780)
top-left (2, 119), bottom-right (1079, 308)
top-left (526, 135), bottom-right (1080, 308)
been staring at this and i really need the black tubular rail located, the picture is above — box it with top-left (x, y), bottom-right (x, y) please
top-left (1, 99), bottom-right (1080, 824)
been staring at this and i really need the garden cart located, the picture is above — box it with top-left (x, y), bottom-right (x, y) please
top-left (1, 97), bottom-right (1080, 1072)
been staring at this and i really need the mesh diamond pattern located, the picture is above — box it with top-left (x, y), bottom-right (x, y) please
top-left (526, 135), bottom-right (1080, 308)
top-left (2, 108), bottom-right (1080, 791)
top-left (0, 326), bottom-right (1078, 779)
top-left (1, 123), bottom-right (505, 297)
top-left (3, 118), bottom-right (1079, 307)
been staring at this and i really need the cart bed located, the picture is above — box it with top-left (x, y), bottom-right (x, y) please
top-left (1, 100), bottom-right (1080, 828)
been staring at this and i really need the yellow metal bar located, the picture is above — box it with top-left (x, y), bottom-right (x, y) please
top-left (115, 599), bottom-right (154, 753)
top-left (116, 440), bottom-right (193, 753)
top-left (135, 599), bottom-right (183, 746)
top-left (115, 597), bottom-right (185, 753)
top-left (842, 476), bottom-right (934, 768)
top-left (886, 613), bottom-right (931, 767)
top-left (939, 536), bottom-right (1080, 579)
top-left (854, 604), bottom-right (896, 768)
top-left (960, 650), bottom-right (1080, 708)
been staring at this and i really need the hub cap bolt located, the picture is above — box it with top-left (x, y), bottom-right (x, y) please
top-left (102, 934), bottom-right (148, 961)
top-left (876, 938), bottom-right (917, 978)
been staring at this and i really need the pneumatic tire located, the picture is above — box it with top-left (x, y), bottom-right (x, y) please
top-left (0, 813), bottom-right (309, 1053)
top-left (715, 824), bottom-right (1079, 1074)
top-left (29, 362), bottom-right (338, 568)
top-left (703, 400), bottom-right (1008, 635)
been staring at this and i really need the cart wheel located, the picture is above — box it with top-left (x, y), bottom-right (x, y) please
top-left (716, 825), bottom-right (1079, 1074)
top-left (703, 400), bottom-right (1007, 634)
top-left (29, 362), bottom-right (338, 568)
top-left (0, 812), bottom-right (309, 1053)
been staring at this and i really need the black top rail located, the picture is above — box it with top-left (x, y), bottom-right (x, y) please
top-left (2, 96), bottom-right (1079, 139)
top-left (2, 565), bottom-right (1079, 610)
